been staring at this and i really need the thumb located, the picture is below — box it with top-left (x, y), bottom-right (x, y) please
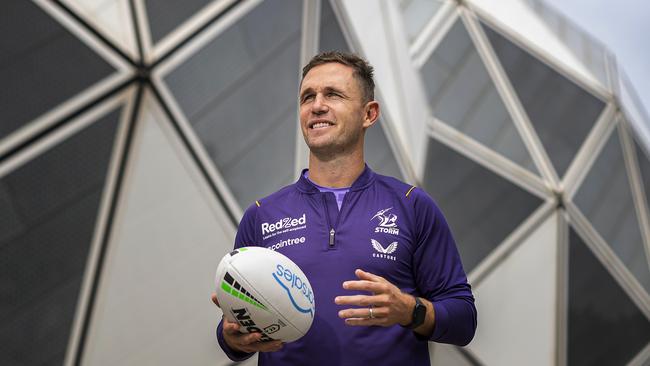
top-left (211, 292), bottom-right (220, 307)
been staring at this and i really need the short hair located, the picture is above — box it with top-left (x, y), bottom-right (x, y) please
top-left (301, 51), bottom-right (375, 103)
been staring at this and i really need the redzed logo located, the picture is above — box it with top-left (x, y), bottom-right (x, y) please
top-left (261, 214), bottom-right (306, 235)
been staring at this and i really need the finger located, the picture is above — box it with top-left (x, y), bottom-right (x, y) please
top-left (211, 292), bottom-right (220, 307)
top-left (355, 269), bottom-right (386, 282)
top-left (344, 317), bottom-right (388, 327)
top-left (227, 332), bottom-right (261, 348)
top-left (342, 280), bottom-right (387, 293)
top-left (338, 306), bottom-right (387, 319)
top-left (223, 321), bottom-right (241, 334)
top-left (335, 294), bottom-right (385, 306)
top-left (255, 341), bottom-right (284, 353)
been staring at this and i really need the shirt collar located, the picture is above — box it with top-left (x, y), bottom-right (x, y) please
top-left (296, 164), bottom-right (375, 193)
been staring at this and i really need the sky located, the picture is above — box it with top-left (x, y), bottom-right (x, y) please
top-left (542, 0), bottom-right (650, 121)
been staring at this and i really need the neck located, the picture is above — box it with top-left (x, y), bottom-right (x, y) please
top-left (307, 150), bottom-right (365, 188)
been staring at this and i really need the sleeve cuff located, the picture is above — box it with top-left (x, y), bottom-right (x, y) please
top-left (415, 301), bottom-right (450, 342)
top-left (217, 320), bottom-right (255, 361)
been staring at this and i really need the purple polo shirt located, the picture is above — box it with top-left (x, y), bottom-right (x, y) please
top-left (304, 171), bottom-right (350, 210)
top-left (217, 166), bottom-right (476, 365)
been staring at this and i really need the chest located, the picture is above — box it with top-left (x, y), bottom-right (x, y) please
top-left (257, 192), bottom-right (417, 287)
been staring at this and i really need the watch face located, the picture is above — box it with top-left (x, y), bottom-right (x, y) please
top-left (411, 297), bottom-right (426, 328)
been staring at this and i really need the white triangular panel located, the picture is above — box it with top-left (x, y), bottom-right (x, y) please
top-left (81, 90), bottom-right (236, 365)
top-left (62, 0), bottom-right (138, 59)
top-left (467, 0), bottom-right (604, 91)
top-left (467, 213), bottom-right (558, 365)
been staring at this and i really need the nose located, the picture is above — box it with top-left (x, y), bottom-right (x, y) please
top-left (311, 94), bottom-right (328, 115)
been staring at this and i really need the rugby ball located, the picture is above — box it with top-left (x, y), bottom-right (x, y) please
top-left (214, 246), bottom-right (315, 342)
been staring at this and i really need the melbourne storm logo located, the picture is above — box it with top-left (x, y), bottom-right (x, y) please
top-left (371, 207), bottom-right (399, 235)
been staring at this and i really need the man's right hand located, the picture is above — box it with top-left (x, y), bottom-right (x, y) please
top-left (211, 293), bottom-right (284, 354)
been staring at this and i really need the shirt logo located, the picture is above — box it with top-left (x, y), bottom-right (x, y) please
top-left (371, 239), bottom-right (398, 261)
top-left (261, 214), bottom-right (306, 239)
top-left (371, 207), bottom-right (399, 235)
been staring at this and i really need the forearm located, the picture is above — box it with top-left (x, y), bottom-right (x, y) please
top-left (422, 297), bottom-right (477, 346)
top-left (412, 297), bottom-right (435, 338)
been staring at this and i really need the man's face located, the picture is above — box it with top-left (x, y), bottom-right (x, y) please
top-left (298, 62), bottom-right (376, 157)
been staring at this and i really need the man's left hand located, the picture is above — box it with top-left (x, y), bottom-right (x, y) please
top-left (335, 268), bottom-right (415, 327)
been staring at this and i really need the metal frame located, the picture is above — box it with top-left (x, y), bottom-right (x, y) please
top-left (148, 76), bottom-right (243, 223)
top-left (330, 0), bottom-right (420, 185)
top-left (628, 342), bottom-right (650, 366)
top-left (61, 86), bottom-right (138, 366)
top-left (3, 1), bottom-right (649, 365)
top-left (294, 0), bottom-right (321, 174)
top-left (149, 0), bottom-right (240, 63)
top-left (468, 200), bottom-right (555, 286)
top-left (0, 0), bottom-right (134, 160)
top-left (427, 117), bottom-right (550, 200)
top-left (410, 0), bottom-right (457, 68)
top-left (59, 0), bottom-right (139, 60)
top-left (562, 103), bottom-right (617, 198)
top-left (618, 119), bottom-right (650, 284)
top-left (566, 199), bottom-right (650, 319)
top-left (153, 0), bottom-right (261, 77)
top-left (461, 7), bottom-right (561, 190)
top-left (465, 1), bottom-right (611, 103)
top-left (555, 209), bottom-right (568, 366)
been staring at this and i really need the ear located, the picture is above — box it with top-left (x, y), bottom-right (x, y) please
top-left (362, 101), bottom-right (380, 129)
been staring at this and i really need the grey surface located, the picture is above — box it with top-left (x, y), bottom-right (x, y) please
top-left (568, 228), bottom-right (650, 366)
top-left (319, 0), bottom-right (349, 54)
top-left (421, 21), bottom-right (537, 174)
top-left (144, 0), bottom-right (213, 44)
top-left (0, 1), bottom-right (115, 141)
top-left (318, 0), bottom-right (403, 181)
top-left (165, 0), bottom-right (302, 208)
top-left (0, 108), bottom-right (120, 365)
top-left (399, 0), bottom-right (446, 42)
top-left (482, 22), bottom-right (605, 178)
top-left (423, 137), bottom-right (542, 272)
top-left (364, 120), bottom-right (404, 181)
top-left (574, 127), bottom-right (650, 293)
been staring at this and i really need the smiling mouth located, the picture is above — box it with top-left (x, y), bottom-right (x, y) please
top-left (310, 121), bottom-right (334, 129)
top-left (311, 122), bottom-right (332, 129)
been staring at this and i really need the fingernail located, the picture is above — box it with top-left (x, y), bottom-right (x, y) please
top-left (342, 282), bottom-right (349, 289)
top-left (334, 296), bottom-right (340, 304)
top-left (338, 310), bottom-right (344, 318)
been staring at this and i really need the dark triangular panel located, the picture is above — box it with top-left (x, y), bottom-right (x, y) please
top-left (421, 21), bottom-right (538, 174)
top-left (568, 228), bottom-right (650, 366)
top-left (481, 22), bottom-right (605, 177)
top-left (164, 0), bottom-right (302, 208)
top-left (0, 107), bottom-right (121, 365)
top-left (423, 137), bottom-right (543, 271)
top-left (144, 0), bottom-right (213, 44)
top-left (319, 0), bottom-right (349, 53)
top-left (574, 126), bottom-right (650, 293)
top-left (0, 1), bottom-right (116, 141)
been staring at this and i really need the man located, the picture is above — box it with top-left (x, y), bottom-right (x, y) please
top-left (212, 51), bottom-right (476, 365)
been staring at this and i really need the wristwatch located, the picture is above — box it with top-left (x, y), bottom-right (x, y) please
top-left (403, 296), bottom-right (426, 329)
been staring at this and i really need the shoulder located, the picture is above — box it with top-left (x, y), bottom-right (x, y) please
top-left (372, 172), bottom-right (416, 197)
top-left (241, 181), bottom-right (300, 217)
top-left (372, 172), bottom-right (445, 222)
top-left (372, 173), bottom-right (435, 205)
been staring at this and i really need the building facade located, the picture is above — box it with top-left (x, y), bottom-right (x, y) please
top-left (1, 0), bottom-right (649, 365)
